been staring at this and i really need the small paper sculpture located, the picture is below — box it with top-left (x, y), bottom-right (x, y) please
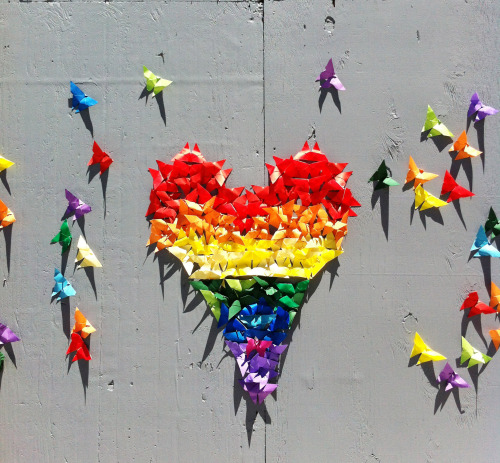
top-left (460, 291), bottom-right (496, 318)
top-left (0, 323), bottom-right (20, 344)
top-left (421, 105), bottom-right (453, 138)
top-left (410, 332), bottom-right (446, 364)
top-left (71, 308), bottom-right (95, 339)
top-left (490, 282), bottom-right (500, 309)
top-left (405, 156), bottom-right (438, 188)
top-left (143, 66), bottom-right (172, 95)
top-left (440, 171), bottom-right (474, 202)
top-left (66, 333), bottom-right (91, 362)
top-left (65, 189), bottom-right (91, 221)
top-left (471, 226), bottom-right (500, 258)
top-left (460, 336), bottom-right (491, 368)
top-left (414, 184), bottom-right (447, 211)
top-left (484, 207), bottom-right (500, 238)
top-left (0, 199), bottom-right (15, 229)
top-left (52, 268), bottom-right (76, 301)
top-left (89, 141), bottom-right (113, 175)
top-left (316, 58), bottom-right (345, 91)
top-left (449, 131), bottom-right (482, 160)
top-left (70, 81), bottom-right (98, 113)
top-left (368, 160), bottom-right (399, 190)
top-left (436, 362), bottom-right (469, 391)
top-left (50, 219), bottom-right (72, 254)
top-left (489, 330), bottom-right (500, 350)
top-left (75, 235), bottom-right (102, 268)
top-left (0, 156), bottom-right (14, 172)
top-left (468, 92), bottom-right (499, 122)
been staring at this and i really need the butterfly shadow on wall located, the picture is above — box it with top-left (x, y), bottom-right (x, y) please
top-left (139, 86), bottom-right (166, 126)
top-left (318, 87), bottom-right (341, 114)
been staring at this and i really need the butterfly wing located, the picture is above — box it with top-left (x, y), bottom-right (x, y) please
top-left (70, 81), bottom-right (86, 110)
top-left (153, 77), bottom-right (172, 95)
top-left (468, 92), bottom-right (481, 117)
top-left (476, 105), bottom-right (499, 121)
top-left (414, 185), bottom-right (428, 209)
top-left (405, 156), bottom-right (419, 184)
top-left (75, 96), bottom-right (98, 113)
top-left (143, 66), bottom-right (158, 92)
top-left (471, 226), bottom-right (489, 251)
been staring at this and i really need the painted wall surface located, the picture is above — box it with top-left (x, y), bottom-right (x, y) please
top-left (0, 1), bottom-right (499, 461)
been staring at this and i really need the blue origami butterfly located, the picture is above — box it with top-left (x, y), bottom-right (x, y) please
top-left (70, 81), bottom-right (98, 113)
top-left (471, 226), bottom-right (500, 258)
top-left (52, 268), bottom-right (77, 301)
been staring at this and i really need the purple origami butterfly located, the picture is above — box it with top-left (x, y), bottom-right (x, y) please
top-left (0, 323), bottom-right (20, 344)
top-left (65, 189), bottom-right (92, 221)
top-left (436, 362), bottom-right (469, 391)
top-left (316, 58), bottom-right (345, 91)
top-left (468, 92), bottom-right (498, 122)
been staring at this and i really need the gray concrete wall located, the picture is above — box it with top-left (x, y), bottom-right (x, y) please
top-left (0, 1), bottom-right (498, 461)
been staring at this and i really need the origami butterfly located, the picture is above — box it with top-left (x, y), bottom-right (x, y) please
top-left (0, 322), bottom-right (20, 344)
top-left (143, 66), bottom-right (172, 95)
top-left (484, 207), bottom-right (500, 238)
top-left (50, 219), bottom-right (72, 254)
top-left (410, 332), bottom-right (446, 364)
top-left (460, 291), bottom-right (496, 318)
top-left (471, 226), bottom-right (500, 257)
top-left (460, 337), bottom-right (491, 368)
top-left (405, 156), bottom-right (438, 188)
top-left (0, 156), bottom-right (14, 172)
top-left (88, 141), bottom-right (113, 175)
top-left (72, 308), bottom-right (96, 339)
top-left (316, 58), bottom-right (345, 91)
top-left (421, 105), bottom-right (453, 138)
top-left (0, 199), bottom-right (15, 229)
top-left (440, 171), bottom-right (474, 203)
top-left (490, 330), bottom-right (500, 351)
top-left (414, 184), bottom-right (447, 211)
top-left (52, 268), bottom-right (76, 301)
top-left (75, 235), bottom-right (102, 268)
top-left (436, 362), bottom-right (469, 391)
top-left (70, 81), bottom-right (98, 113)
top-left (368, 160), bottom-right (399, 190)
top-left (449, 131), bottom-right (482, 160)
top-left (65, 189), bottom-right (92, 221)
top-left (490, 282), bottom-right (500, 309)
top-left (467, 92), bottom-right (499, 122)
top-left (66, 332), bottom-right (91, 362)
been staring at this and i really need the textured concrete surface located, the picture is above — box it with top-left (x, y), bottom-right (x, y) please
top-left (0, 1), bottom-right (498, 462)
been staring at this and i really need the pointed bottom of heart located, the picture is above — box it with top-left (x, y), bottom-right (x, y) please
top-left (191, 277), bottom-right (309, 404)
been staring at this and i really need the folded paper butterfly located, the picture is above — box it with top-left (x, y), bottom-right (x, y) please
top-left (421, 105), bottom-right (453, 138)
top-left (316, 58), bottom-right (345, 91)
top-left (490, 282), bottom-right (500, 310)
top-left (143, 66), bottom-right (172, 95)
top-left (414, 184), bottom-right (447, 211)
top-left (489, 330), bottom-right (500, 351)
top-left (71, 308), bottom-right (96, 339)
top-left (70, 81), bottom-right (98, 113)
top-left (405, 156), bottom-right (438, 188)
top-left (368, 160), bottom-right (399, 190)
top-left (65, 189), bottom-right (92, 221)
top-left (0, 155), bottom-right (14, 172)
top-left (459, 291), bottom-right (496, 318)
top-left (0, 199), bottom-right (15, 229)
top-left (485, 207), bottom-right (500, 238)
top-left (468, 92), bottom-right (498, 122)
top-left (410, 332), bottom-right (446, 365)
top-left (470, 226), bottom-right (500, 258)
top-left (436, 362), bottom-right (469, 391)
top-left (89, 141), bottom-right (113, 175)
top-left (460, 337), bottom-right (491, 368)
top-left (0, 322), bottom-right (20, 345)
top-left (51, 268), bottom-right (76, 301)
top-left (66, 333), bottom-right (91, 362)
top-left (75, 235), bottom-right (102, 268)
top-left (449, 131), bottom-right (482, 160)
top-left (440, 171), bottom-right (474, 203)
top-left (50, 219), bottom-right (72, 254)
top-left (146, 142), bottom-right (359, 403)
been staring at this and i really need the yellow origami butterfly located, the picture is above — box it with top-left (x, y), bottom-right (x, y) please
top-left (414, 184), bottom-right (447, 211)
top-left (143, 66), bottom-right (172, 95)
top-left (410, 332), bottom-right (446, 364)
top-left (75, 235), bottom-right (102, 268)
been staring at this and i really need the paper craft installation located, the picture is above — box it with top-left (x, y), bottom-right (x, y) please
top-left (0, 156), bottom-right (14, 172)
top-left (414, 184), bottom-right (447, 211)
top-left (52, 268), bottom-right (76, 301)
top-left (490, 282), bottom-right (500, 310)
top-left (485, 207), bottom-right (500, 238)
top-left (0, 323), bottom-right (20, 345)
top-left (468, 92), bottom-right (499, 122)
top-left (143, 66), bottom-right (172, 95)
top-left (0, 199), bottom-right (15, 229)
top-left (410, 332), bottom-right (446, 364)
top-left (421, 105), bottom-right (453, 138)
top-left (50, 219), bottom-right (72, 254)
top-left (405, 156), bottom-right (438, 188)
top-left (490, 330), bottom-right (500, 350)
top-left (449, 131), bottom-right (482, 160)
top-left (460, 291), bottom-right (496, 318)
top-left (65, 189), bottom-right (91, 221)
top-left (436, 362), bottom-right (469, 391)
top-left (460, 337), bottom-right (491, 367)
top-left (70, 81), bottom-right (98, 113)
top-left (471, 226), bottom-right (500, 257)
top-left (368, 160), bottom-right (399, 190)
top-left (89, 141), bottom-right (113, 175)
top-left (71, 308), bottom-right (95, 339)
top-left (146, 142), bottom-right (359, 403)
top-left (67, 309), bottom-right (95, 362)
top-left (75, 235), bottom-right (102, 268)
top-left (440, 171), bottom-right (474, 202)
top-left (316, 59), bottom-right (345, 91)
